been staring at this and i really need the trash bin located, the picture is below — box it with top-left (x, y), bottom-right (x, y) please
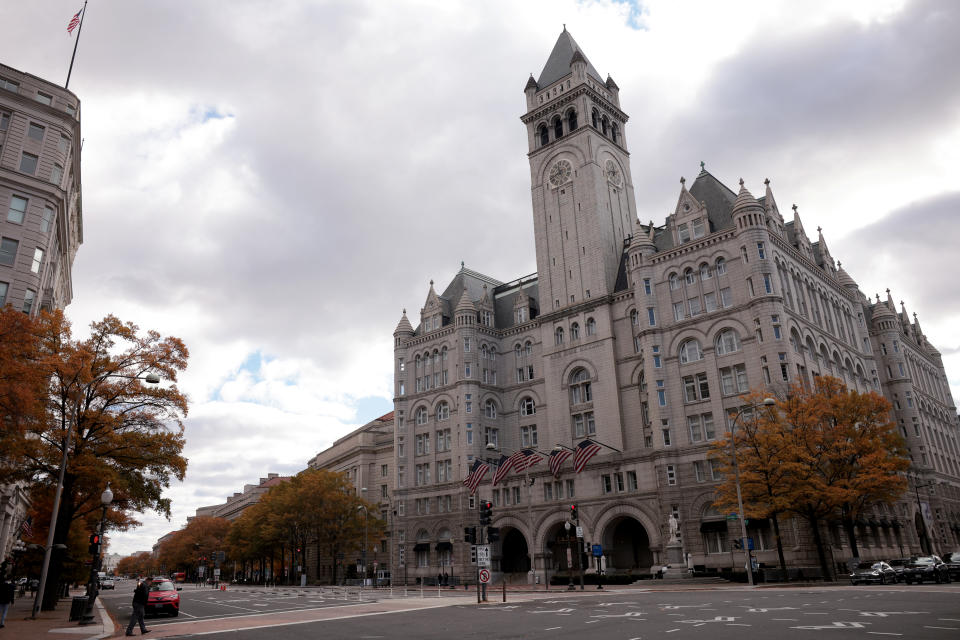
top-left (69, 596), bottom-right (88, 621)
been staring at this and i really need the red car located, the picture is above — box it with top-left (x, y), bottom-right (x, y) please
top-left (145, 579), bottom-right (181, 616)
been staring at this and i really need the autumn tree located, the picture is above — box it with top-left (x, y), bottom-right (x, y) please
top-left (712, 377), bottom-right (909, 579)
top-left (116, 552), bottom-right (156, 578)
top-left (0, 310), bottom-right (189, 608)
top-left (155, 516), bottom-right (231, 578)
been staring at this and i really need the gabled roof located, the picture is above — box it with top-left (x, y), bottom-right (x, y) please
top-left (537, 28), bottom-right (604, 88)
top-left (688, 169), bottom-right (737, 235)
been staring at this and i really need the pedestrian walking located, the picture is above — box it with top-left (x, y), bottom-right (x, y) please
top-left (125, 578), bottom-right (150, 636)
top-left (0, 577), bottom-right (14, 628)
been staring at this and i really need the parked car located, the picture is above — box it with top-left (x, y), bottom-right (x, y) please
top-left (849, 561), bottom-right (897, 585)
top-left (902, 555), bottom-right (951, 584)
top-left (886, 557), bottom-right (911, 582)
top-left (100, 578), bottom-right (115, 590)
top-left (941, 551), bottom-right (960, 580)
top-left (145, 579), bottom-right (181, 617)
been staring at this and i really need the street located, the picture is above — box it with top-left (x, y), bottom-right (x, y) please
top-left (97, 581), bottom-right (960, 639)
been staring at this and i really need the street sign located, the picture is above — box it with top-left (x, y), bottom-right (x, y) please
top-left (575, 526), bottom-right (583, 538)
top-left (398, 548), bottom-right (405, 567)
top-left (213, 568), bottom-right (220, 577)
top-left (592, 544), bottom-right (603, 557)
top-left (477, 544), bottom-right (491, 567)
top-left (479, 568), bottom-right (491, 583)
top-left (726, 513), bottom-right (738, 521)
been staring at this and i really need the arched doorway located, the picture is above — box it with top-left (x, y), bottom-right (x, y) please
top-left (602, 516), bottom-right (652, 574)
top-left (500, 528), bottom-right (530, 574)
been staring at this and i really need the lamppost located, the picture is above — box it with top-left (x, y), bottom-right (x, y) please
top-left (79, 483), bottom-right (112, 625)
top-left (913, 481), bottom-right (936, 555)
top-left (727, 398), bottom-right (776, 587)
top-left (563, 521), bottom-right (575, 591)
top-left (32, 372), bottom-right (159, 618)
top-left (358, 487), bottom-right (368, 590)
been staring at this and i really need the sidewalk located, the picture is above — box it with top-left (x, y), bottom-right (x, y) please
top-left (2, 589), bottom-right (114, 640)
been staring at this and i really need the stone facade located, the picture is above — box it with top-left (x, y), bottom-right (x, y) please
top-left (190, 473), bottom-right (291, 522)
top-left (389, 30), bottom-right (960, 584)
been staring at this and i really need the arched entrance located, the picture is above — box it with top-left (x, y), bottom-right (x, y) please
top-left (500, 527), bottom-right (530, 574)
top-left (543, 521), bottom-right (586, 582)
top-left (602, 516), bottom-right (652, 574)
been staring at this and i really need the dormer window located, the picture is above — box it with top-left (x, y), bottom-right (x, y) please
top-left (678, 223), bottom-right (690, 243)
top-left (692, 217), bottom-right (705, 238)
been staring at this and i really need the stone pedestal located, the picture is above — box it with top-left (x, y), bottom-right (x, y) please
top-left (664, 542), bottom-right (685, 566)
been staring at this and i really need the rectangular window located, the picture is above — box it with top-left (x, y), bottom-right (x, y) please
top-left (662, 427), bottom-right (672, 447)
top-left (704, 291), bottom-right (717, 312)
top-left (464, 363), bottom-right (471, 378)
top-left (666, 464), bottom-right (676, 486)
top-left (626, 471), bottom-right (637, 491)
top-left (692, 217), bottom-right (705, 238)
top-left (520, 425), bottom-right (538, 447)
top-left (0, 112), bottom-right (8, 131)
top-left (0, 238), bottom-right (18, 266)
top-left (0, 78), bottom-right (19, 92)
top-left (656, 379), bottom-right (666, 406)
top-left (709, 459), bottom-right (723, 481)
top-left (463, 337), bottom-right (470, 352)
top-left (601, 475), bottom-right (612, 494)
top-left (720, 367), bottom-right (734, 395)
top-left (566, 479), bottom-right (575, 498)
top-left (747, 278), bottom-right (755, 297)
top-left (673, 301), bottom-right (685, 321)
top-left (27, 123), bottom-right (45, 141)
top-left (756, 242), bottom-right (766, 259)
top-left (22, 289), bottom-right (35, 314)
top-left (19, 152), bottom-right (38, 174)
top-left (465, 394), bottom-right (472, 413)
top-left (720, 287), bottom-right (732, 307)
top-left (643, 278), bottom-right (651, 295)
top-left (0, 282), bottom-right (7, 305)
top-left (31, 248), bottom-right (43, 274)
top-left (35, 92), bottom-right (52, 105)
top-left (7, 196), bottom-right (27, 224)
top-left (735, 364), bottom-right (749, 392)
top-left (50, 163), bottom-right (63, 184)
top-left (513, 487), bottom-right (521, 504)
top-left (703, 413), bottom-right (715, 440)
top-left (693, 460), bottom-right (705, 482)
top-left (58, 134), bottom-right (69, 154)
top-left (647, 307), bottom-right (656, 326)
top-left (678, 223), bottom-right (690, 243)
top-left (763, 273), bottom-right (773, 294)
top-left (615, 473), bottom-right (625, 492)
top-left (688, 297), bottom-right (702, 316)
top-left (688, 415), bottom-right (702, 442)
top-left (543, 482), bottom-right (553, 501)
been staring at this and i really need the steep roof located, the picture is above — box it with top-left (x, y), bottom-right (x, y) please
top-left (537, 28), bottom-right (604, 88)
top-left (688, 169), bottom-right (737, 235)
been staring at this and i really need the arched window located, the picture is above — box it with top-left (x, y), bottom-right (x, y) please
top-left (567, 109), bottom-right (578, 131)
top-left (611, 123), bottom-right (619, 144)
top-left (601, 116), bottom-right (608, 136)
top-left (570, 322), bottom-right (580, 340)
top-left (630, 309), bottom-right (639, 326)
top-left (570, 368), bottom-right (592, 405)
top-left (586, 318), bottom-right (596, 336)
top-left (515, 343), bottom-right (522, 357)
top-left (437, 401), bottom-right (449, 421)
top-left (539, 124), bottom-right (548, 147)
top-left (489, 346), bottom-right (496, 362)
top-left (432, 350), bottom-right (438, 365)
top-left (684, 268), bottom-right (696, 285)
top-left (520, 397), bottom-right (536, 417)
top-left (553, 116), bottom-right (563, 139)
top-left (415, 407), bottom-right (428, 425)
top-left (678, 339), bottom-right (703, 364)
top-left (715, 329), bottom-right (741, 355)
top-left (555, 327), bottom-right (564, 345)
top-left (669, 273), bottom-right (681, 290)
top-left (442, 347), bottom-right (448, 362)
top-left (524, 341), bottom-right (532, 355)
top-left (699, 263), bottom-right (712, 280)
top-left (591, 108), bottom-right (599, 129)
top-left (415, 355), bottom-right (421, 370)
top-left (481, 345), bottom-right (488, 360)
top-left (484, 400), bottom-right (497, 419)
top-left (715, 257), bottom-right (727, 275)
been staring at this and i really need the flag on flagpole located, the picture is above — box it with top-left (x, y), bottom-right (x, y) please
top-left (462, 459), bottom-right (489, 494)
top-left (548, 448), bottom-right (573, 477)
top-left (512, 448), bottom-right (544, 473)
top-left (573, 439), bottom-right (602, 473)
top-left (491, 454), bottom-right (515, 486)
top-left (19, 515), bottom-right (33, 538)
top-left (67, 7), bottom-right (83, 34)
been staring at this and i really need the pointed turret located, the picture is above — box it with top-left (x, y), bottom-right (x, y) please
top-left (524, 73), bottom-right (538, 91)
top-left (732, 179), bottom-right (762, 214)
top-left (763, 178), bottom-right (784, 225)
top-left (537, 29), bottom-right (604, 88)
top-left (394, 309), bottom-right (414, 336)
top-left (836, 262), bottom-right (858, 290)
top-left (912, 311), bottom-right (925, 338)
top-left (455, 287), bottom-right (475, 314)
top-left (631, 218), bottom-right (656, 253)
top-left (900, 301), bottom-right (911, 328)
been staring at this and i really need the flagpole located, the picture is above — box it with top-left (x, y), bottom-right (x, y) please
top-left (65, 1), bottom-right (88, 89)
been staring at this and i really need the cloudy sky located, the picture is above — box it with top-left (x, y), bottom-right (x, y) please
top-left (3, 0), bottom-right (958, 556)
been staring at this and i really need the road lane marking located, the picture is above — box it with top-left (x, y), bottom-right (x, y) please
top-left (924, 627), bottom-right (958, 630)
top-left (867, 634), bottom-right (902, 636)
top-left (544, 627), bottom-right (561, 631)
top-left (665, 629), bottom-right (680, 633)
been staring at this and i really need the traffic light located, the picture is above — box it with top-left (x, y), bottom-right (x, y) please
top-left (570, 504), bottom-right (578, 522)
top-left (479, 500), bottom-right (493, 525)
top-left (88, 533), bottom-right (101, 555)
top-left (464, 526), bottom-right (476, 544)
top-left (487, 527), bottom-right (500, 543)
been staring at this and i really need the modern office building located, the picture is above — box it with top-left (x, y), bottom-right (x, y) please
top-left (388, 29), bottom-right (960, 584)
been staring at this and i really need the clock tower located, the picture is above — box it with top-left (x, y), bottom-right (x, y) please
top-left (522, 29), bottom-right (637, 312)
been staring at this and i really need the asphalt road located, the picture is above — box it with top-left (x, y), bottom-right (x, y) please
top-left (154, 584), bottom-right (960, 640)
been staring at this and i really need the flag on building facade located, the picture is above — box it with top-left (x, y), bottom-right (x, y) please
top-left (548, 447), bottom-right (572, 477)
top-left (19, 515), bottom-right (33, 538)
top-left (462, 459), bottom-right (489, 494)
top-left (573, 439), bottom-right (602, 473)
top-left (67, 7), bottom-right (83, 34)
top-left (512, 448), bottom-right (544, 473)
top-left (491, 454), bottom-right (515, 486)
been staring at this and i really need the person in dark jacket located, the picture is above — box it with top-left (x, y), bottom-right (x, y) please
top-left (0, 577), bottom-right (14, 628)
top-left (125, 578), bottom-right (150, 636)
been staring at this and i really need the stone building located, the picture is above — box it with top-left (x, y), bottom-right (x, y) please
top-left (190, 473), bottom-right (291, 522)
top-left (0, 62), bottom-right (84, 565)
top-left (389, 29), bottom-right (960, 584)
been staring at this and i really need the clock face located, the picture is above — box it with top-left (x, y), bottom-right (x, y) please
top-left (549, 160), bottom-right (572, 187)
top-left (605, 159), bottom-right (622, 186)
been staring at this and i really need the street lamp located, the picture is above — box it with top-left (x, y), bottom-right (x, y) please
top-left (913, 481), bottom-right (936, 555)
top-left (32, 372), bottom-right (159, 618)
top-left (79, 483), bottom-right (112, 625)
top-left (728, 397), bottom-right (776, 587)
top-left (358, 487), bottom-right (368, 589)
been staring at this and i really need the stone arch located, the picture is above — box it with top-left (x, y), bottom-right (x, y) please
top-left (593, 502), bottom-right (660, 573)
top-left (559, 359), bottom-right (599, 387)
top-left (536, 148), bottom-right (588, 184)
top-left (592, 501), bottom-right (662, 549)
top-left (512, 390), bottom-right (544, 412)
top-left (666, 327), bottom-right (709, 356)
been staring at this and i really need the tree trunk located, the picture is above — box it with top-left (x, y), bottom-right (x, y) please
top-left (771, 513), bottom-right (787, 573)
top-left (807, 513), bottom-right (832, 581)
top-left (42, 474), bottom-right (77, 610)
top-left (842, 513), bottom-right (860, 559)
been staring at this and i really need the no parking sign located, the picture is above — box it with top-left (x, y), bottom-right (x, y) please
top-left (479, 569), bottom-right (491, 583)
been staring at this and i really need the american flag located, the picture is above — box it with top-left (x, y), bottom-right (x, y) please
top-left (549, 447), bottom-right (573, 477)
top-left (512, 448), bottom-right (544, 473)
top-left (491, 454), bottom-right (515, 486)
top-left (67, 8), bottom-right (83, 35)
top-left (573, 439), bottom-right (602, 473)
top-left (19, 516), bottom-right (33, 538)
top-left (462, 459), bottom-right (489, 494)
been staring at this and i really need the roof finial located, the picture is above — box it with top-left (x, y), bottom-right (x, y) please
top-left (792, 203), bottom-right (798, 213)
top-left (563, 23), bottom-right (567, 32)
top-left (764, 177), bottom-right (770, 186)
top-left (429, 279), bottom-right (434, 286)
top-left (738, 177), bottom-right (744, 187)
top-left (680, 176), bottom-right (685, 185)
top-left (461, 261), bottom-right (465, 269)
top-left (699, 160), bottom-right (705, 172)
top-left (402, 308), bottom-right (406, 314)
top-left (875, 293), bottom-right (880, 302)
top-left (817, 226), bottom-right (822, 233)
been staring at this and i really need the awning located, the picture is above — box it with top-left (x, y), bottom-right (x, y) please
top-left (746, 518), bottom-right (770, 530)
top-left (700, 520), bottom-right (727, 533)
top-left (412, 543), bottom-right (430, 552)
top-left (435, 541), bottom-right (453, 551)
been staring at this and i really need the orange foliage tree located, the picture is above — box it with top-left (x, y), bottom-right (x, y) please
top-left (155, 516), bottom-right (231, 579)
top-left (712, 377), bottom-right (909, 578)
top-left (0, 309), bottom-right (189, 608)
